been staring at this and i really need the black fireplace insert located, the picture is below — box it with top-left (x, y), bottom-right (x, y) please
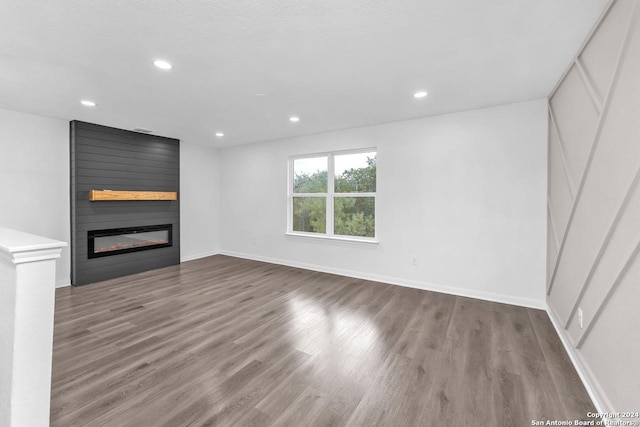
top-left (88, 224), bottom-right (172, 259)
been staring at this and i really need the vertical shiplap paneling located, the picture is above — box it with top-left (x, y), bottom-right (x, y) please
top-left (547, 0), bottom-right (640, 414)
top-left (70, 121), bottom-right (181, 285)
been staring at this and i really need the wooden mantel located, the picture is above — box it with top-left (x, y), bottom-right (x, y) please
top-left (89, 190), bottom-right (178, 201)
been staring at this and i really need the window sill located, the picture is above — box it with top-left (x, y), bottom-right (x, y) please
top-left (285, 232), bottom-right (379, 245)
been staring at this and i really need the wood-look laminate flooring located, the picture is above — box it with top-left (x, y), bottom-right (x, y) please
top-left (51, 255), bottom-right (594, 426)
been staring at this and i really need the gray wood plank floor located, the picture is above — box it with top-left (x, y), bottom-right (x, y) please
top-left (51, 255), bottom-right (594, 426)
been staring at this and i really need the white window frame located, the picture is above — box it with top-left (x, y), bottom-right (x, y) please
top-left (287, 148), bottom-right (378, 243)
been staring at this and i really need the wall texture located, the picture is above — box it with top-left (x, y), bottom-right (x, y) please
top-left (70, 121), bottom-right (181, 285)
top-left (547, 0), bottom-right (640, 413)
top-left (0, 108), bottom-right (70, 286)
top-left (180, 140), bottom-right (220, 261)
top-left (219, 99), bottom-right (548, 308)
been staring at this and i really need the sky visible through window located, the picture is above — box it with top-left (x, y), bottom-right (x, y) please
top-left (294, 152), bottom-right (375, 178)
top-left (294, 156), bottom-right (327, 177)
top-left (335, 152), bottom-right (375, 177)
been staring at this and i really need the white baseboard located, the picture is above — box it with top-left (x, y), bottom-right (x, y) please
top-left (546, 305), bottom-right (615, 417)
top-left (181, 250), bottom-right (220, 263)
top-left (219, 250), bottom-right (546, 310)
top-left (55, 280), bottom-right (71, 288)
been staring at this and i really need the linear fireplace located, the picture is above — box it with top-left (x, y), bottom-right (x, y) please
top-left (88, 224), bottom-right (173, 259)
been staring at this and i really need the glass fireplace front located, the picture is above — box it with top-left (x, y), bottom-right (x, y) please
top-left (88, 224), bottom-right (172, 258)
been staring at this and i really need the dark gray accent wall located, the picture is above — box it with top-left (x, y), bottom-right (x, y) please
top-left (70, 121), bottom-right (180, 286)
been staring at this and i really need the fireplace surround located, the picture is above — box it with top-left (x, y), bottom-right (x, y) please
top-left (70, 121), bottom-right (180, 286)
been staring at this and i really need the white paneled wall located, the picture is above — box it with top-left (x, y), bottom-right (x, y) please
top-left (547, 0), bottom-right (640, 414)
top-left (550, 65), bottom-right (600, 190)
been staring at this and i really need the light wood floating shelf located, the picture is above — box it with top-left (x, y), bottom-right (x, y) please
top-left (89, 190), bottom-right (178, 201)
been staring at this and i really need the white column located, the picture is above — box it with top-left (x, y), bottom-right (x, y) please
top-left (0, 227), bottom-right (66, 427)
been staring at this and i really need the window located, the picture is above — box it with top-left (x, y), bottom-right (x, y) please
top-left (288, 149), bottom-right (377, 241)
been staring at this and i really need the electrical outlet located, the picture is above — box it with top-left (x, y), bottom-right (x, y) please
top-left (251, 238), bottom-right (256, 245)
top-left (578, 308), bottom-right (583, 329)
top-left (411, 257), bottom-right (418, 266)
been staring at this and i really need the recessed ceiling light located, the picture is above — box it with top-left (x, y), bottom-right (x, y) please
top-left (413, 91), bottom-right (428, 98)
top-left (289, 116), bottom-right (300, 122)
top-left (215, 132), bottom-right (224, 137)
top-left (80, 100), bottom-right (96, 107)
top-left (153, 60), bottom-right (173, 70)
top-left (255, 93), bottom-right (267, 97)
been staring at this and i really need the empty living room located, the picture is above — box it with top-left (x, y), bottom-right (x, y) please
top-left (1, 0), bottom-right (639, 426)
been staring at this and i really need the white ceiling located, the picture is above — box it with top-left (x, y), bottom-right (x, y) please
top-left (0, 0), bottom-right (608, 147)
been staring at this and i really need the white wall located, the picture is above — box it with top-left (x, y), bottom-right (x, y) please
top-left (180, 141), bottom-right (221, 261)
top-left (0, 108), bottom-right (70, 286)
top-left (219, 99), bottom-right (548, 307)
